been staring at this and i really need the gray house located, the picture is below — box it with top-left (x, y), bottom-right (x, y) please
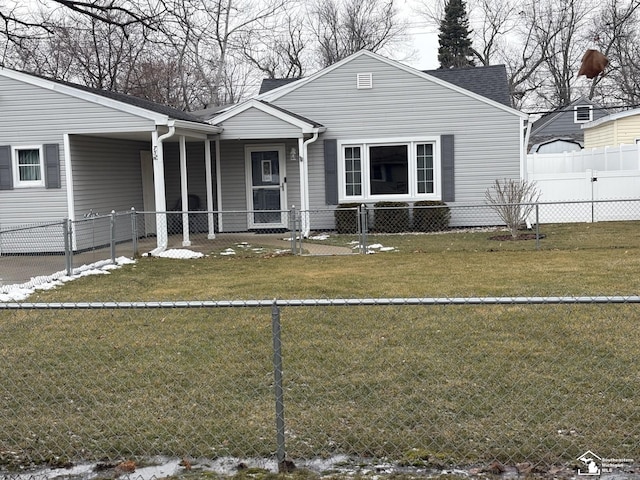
top-left (0, 67), bottom-right (222, 253)
top-left (0, 50), bottom-right (528, 253)
top-left (528, 96), bottom-right (608, 153)
top-left (206, 51), bottom-right (528, 235)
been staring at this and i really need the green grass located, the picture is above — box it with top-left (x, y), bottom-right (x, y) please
top-left (1, 222), bottom-right (640, 475)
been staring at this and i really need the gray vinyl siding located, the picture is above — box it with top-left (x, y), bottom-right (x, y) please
top-left (70, 136), bottom-right (149, 250)
top-left (0, 75), bottom-right (156, 232)
top-left (217, 140), bottom-right (300, 232)
top-left (71, 136), bottom-right (149, 217)
top-left (163, 142), bottom-right (216, 211)
top-left (273, 54), bottom-right (522, 213)
top-left (533, 111), bottom-right (603, 138)
top-left (218, 108), bottom-right (305, 140)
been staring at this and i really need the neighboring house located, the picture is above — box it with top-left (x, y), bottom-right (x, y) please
top-left (528, 96), bottom-right (608, 153)
top-left (582, 108), bottom-right (640, 148)
top-left (1, 50), bottom-right (528, 253)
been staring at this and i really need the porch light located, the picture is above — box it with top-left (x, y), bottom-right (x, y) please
top-left (290, 147), bottom-right (300, 162)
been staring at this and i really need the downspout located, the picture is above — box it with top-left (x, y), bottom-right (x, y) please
top-left (150, 124), bottom-right (176, 255)
top-left (522, 118), bottom-right (532, 181)
top-left (301, 130), bottom-right (320, 237)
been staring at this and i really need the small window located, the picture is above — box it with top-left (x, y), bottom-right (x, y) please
top-left (344, 146), bottom-right (362, 196)
top-left (357, 73), bottom-right (373, 89)
top-left (13, 146), bottom-right (44, 187)
top-left (574, 105), bottom-right (593, 123)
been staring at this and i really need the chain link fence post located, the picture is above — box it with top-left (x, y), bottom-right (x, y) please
top-left (131, 208), bottom-right (138, 258)
top-left (64, 219), bottom-right (73, 276)
top-left (110, 210), bottom-right (117, 263)
top-left (271, 300), bottom-right (287, 471)
top-left (535, 203), bottom-right (540, 250)
top-left (290, 206), bottom-right (297, 255)
top-left (359, 204), bottom-right (368, 254)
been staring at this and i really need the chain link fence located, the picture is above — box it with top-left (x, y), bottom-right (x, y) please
top-left (0, 297), bottom-right (638, 478)
top-left (2, 199), bottom-right (640, 290)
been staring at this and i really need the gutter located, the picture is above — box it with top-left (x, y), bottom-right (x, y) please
top-left (149, 123), bottom-right (176, 256)
top-left (522, 118), bottom-right (532, 181)
top-left (300, 129), bottom-right (321, 237)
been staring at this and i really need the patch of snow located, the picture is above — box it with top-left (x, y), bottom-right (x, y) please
top-left (220, 248), bottom-right (236, 256)
top-left (309, 233), bottom-right (330, 241)
top-left (0, 257), bottom-right (135, 303)
top-left (149, 249), bottom-right (204, 259)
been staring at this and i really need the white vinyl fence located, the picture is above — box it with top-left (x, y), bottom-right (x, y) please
top-left (526, 143), bottom-right (640, 223)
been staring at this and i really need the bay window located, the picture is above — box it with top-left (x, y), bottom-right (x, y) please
top-left (339, 138), bottom-right (440, 201)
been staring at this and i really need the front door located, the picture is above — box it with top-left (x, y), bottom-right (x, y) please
top-left (246, 145), bottom-right (287, 229)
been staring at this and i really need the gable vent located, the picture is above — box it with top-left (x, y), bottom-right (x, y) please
top-left (357, 73), bottom-right (373, 89)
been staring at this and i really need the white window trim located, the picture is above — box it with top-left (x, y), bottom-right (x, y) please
top-left (337, 137), bottom-right (441, 203)
top-left (574, 105), bottom-right (593, 123)
top-left (12, 145), bottom-right (45, 188)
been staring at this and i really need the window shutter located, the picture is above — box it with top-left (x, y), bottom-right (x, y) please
top-left (44, 143), bottom-right (61, 189)
top-left (324, 139), bottom-right (338, 205)
top-left (441, 135), bottom-right (455, 202)
top-left (0, 145), bottom-right (13, 190)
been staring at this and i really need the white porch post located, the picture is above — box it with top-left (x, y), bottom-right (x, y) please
top-left (205, 138), bottom-right (216, 239)
top-left (151, 129), bottom-right (170, 252)
top-left (297, 137), bottom-right (309, 235)
top-left (215, 139), bottom-right (223, 233)
top-left (179, 135), bottom-right (191, 247)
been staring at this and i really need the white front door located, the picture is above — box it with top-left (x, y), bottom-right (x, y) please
top-left (246, 145), bottom-right (287, 229)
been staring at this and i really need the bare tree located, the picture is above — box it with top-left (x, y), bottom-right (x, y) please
top-left (239, 13), bottom-right (307, 79)
top-left (584, 0), bottom-right (640, 107)
top-left (311, 0), bottom-right (406, 67)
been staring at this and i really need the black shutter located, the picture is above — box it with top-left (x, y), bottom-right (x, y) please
top-left (0, 145), bottom-right (13, 190)
top-left (324, 138), bottom-right (338, 205)
top-left (44, 143), bottom-right (61, 189)
top-left (441, 135), bottom-right (455, 202)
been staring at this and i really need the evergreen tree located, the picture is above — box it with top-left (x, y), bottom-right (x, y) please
top-left (437, 0), bottom-right (475, 69)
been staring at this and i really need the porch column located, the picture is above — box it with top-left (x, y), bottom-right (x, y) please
top-left (215, 139), bottom-right (224, 233)
top-left (179, 135), bottom-right (191, 247)
top-left (151, 129), bottom-right (170, 252)
top-left (204, 138), bottom-right (216, 239)
top-left (297, 137), bottom-right (309, 235)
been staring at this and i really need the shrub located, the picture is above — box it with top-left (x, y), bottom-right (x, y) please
top-left (412, 201), bottom-right (451, 232)
top-left (335, 203), bottom-right (361, 234)
top-left (485, 179), bottom-right (540, 238)
top-left (374, 201), bottom-right (410, 233)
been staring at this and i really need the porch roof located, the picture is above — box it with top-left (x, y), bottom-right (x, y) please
top-left (204, 98), bottom-right (325, 137)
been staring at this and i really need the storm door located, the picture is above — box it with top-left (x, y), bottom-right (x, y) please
top-left (246, 145), bottom-right (287, 229)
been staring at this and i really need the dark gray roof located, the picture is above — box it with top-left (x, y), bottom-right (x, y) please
top-left (258, 78), bottom-right (301, 94)
top-left (530, 96), bottom-right (605, 134)
top-left (258, 65), bottom-right (513, 107)
top-left (11, 68), bottom-right (206, 124)
top-left (423, 65), bottom-right (512, 107)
